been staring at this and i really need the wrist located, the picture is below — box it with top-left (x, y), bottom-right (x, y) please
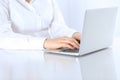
top-left (43, 38), bottom-right (53, 49)
top-left (43, 38), bottom-right (49, 49)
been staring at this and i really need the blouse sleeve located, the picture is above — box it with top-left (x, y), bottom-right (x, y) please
top-left (48, 0), bottom-right (76, 38)
top-left (0, 0), bottom-right (46, 50)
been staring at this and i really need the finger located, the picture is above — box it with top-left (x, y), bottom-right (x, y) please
top-left (71, 38), bottom-right (80, 46)
top-left (61, 38), bottom-right (79, 49)
top-left (69, 38), bottom-right (80, 49)
top-left (58, 36), bottom-right (79, 49)
top-left (68, 37), bottom-right (80, 46)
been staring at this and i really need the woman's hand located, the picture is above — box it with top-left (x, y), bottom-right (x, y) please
top-left (44, 36), bottom-right (80, 50)
top-left (72, 32), bottom-right (81, 43)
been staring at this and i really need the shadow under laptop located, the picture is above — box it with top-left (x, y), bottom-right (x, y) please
top-left (44, 48), bottom-right (117, 80)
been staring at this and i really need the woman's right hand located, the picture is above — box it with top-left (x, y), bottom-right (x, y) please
top-left (43, 36), bottom-right (80, 50)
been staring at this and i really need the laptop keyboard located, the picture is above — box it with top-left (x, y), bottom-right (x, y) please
top-left (60, 48), bottom-right (79, 53)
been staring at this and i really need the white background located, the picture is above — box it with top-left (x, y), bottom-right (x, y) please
top-left (56, 0), bottom-right (120, 37)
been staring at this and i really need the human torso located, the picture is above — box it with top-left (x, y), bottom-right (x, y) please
top-left (9, 0), bottom-right (53, 37)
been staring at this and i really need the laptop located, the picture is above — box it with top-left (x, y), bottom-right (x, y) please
top-left (44, 7), bottom-right (118, 56)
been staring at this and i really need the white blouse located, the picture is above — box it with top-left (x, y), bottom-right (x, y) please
top-left (0, 0), bottom-right (76, 50)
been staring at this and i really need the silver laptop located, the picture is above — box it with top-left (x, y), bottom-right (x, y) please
top-left (44, 7), bottom-right (118, 56)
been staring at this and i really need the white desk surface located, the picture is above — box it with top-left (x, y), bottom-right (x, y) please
top-left (0, 38), bottom-right (120, 80)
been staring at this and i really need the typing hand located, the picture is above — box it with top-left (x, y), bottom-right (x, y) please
top-left (44, 36), bottom-right (80, 50)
